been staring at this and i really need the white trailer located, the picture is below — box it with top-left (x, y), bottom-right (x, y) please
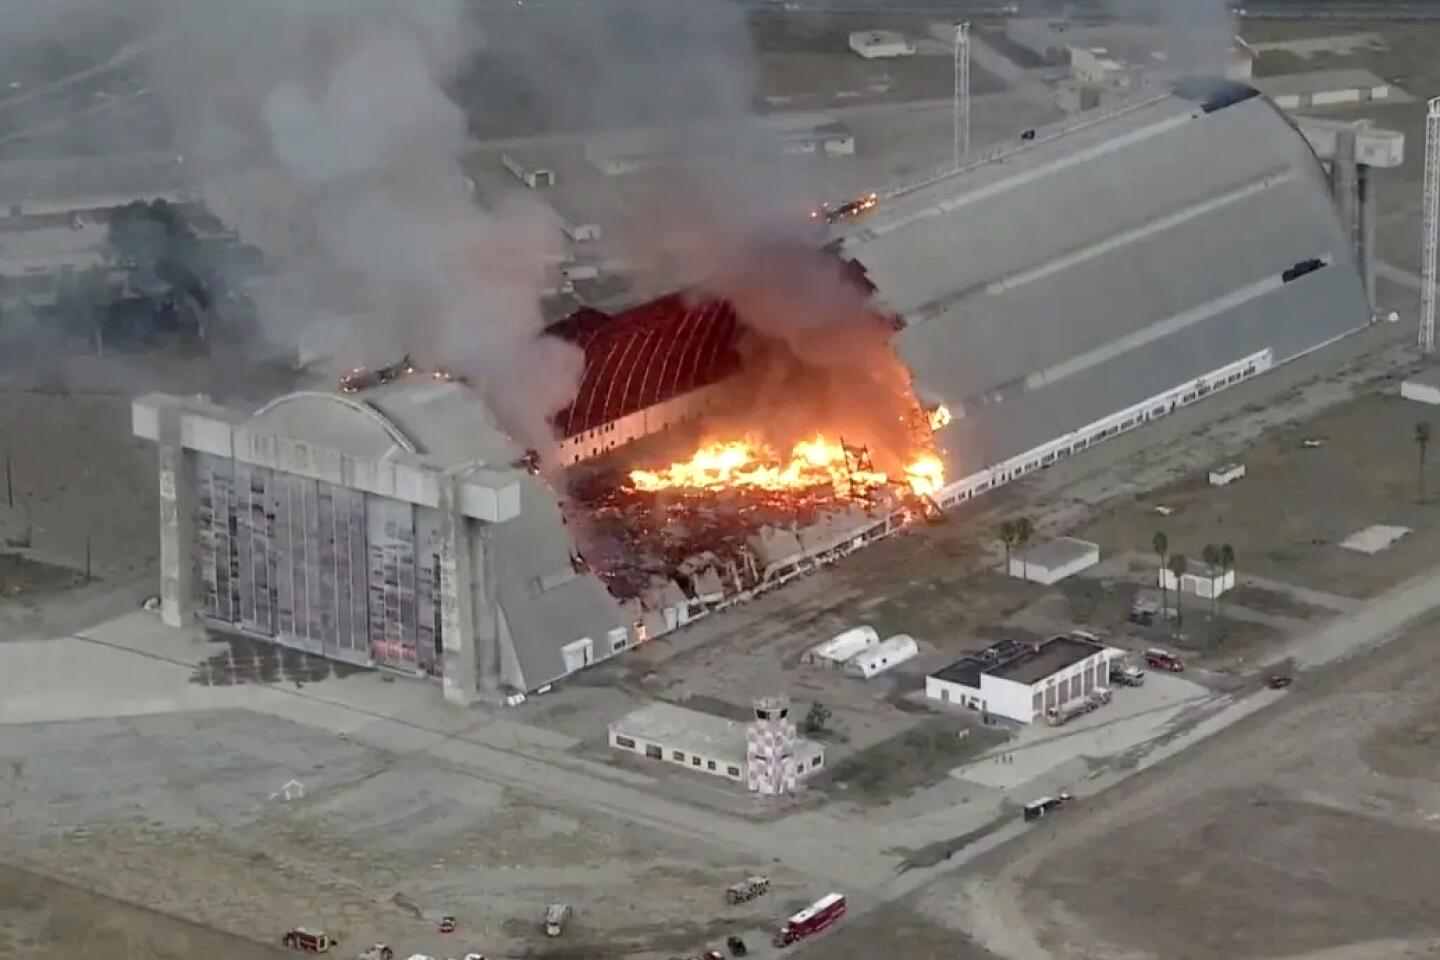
top-left (805, 626), bottom-right (879, 667)
top-left (844, 634), bottom-right (919, 679)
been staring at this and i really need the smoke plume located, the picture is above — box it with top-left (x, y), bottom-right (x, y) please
top-left (1105, 0), bottom-right (1235, 76)
top-left (139, 0), bottom-right (583, 452)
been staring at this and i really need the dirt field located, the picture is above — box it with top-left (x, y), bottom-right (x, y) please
top-left (946, 609), bottom-right (1440, 960)
top-left (1083, 393), bottom-right (1440, 600)
top-left (0, 708), bottom-right (800, 960)
top-left (0, 864), bottom-right (284, 960)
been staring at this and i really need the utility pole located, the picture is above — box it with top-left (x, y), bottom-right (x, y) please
top-left (5, 456), bottom-right (11, 509)
top-left (953, 22), bottom-right (971, 170)
top-left (1421, 96), bottom-right (1440, 355)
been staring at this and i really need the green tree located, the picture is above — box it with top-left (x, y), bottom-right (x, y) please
top-left (1153, 530), bottom-right (1170, 627)
top-left (998, 519), bottom-right (1018, 573)
top-left (801, 701), bottom-right (831, 736)
top-left (1202, 543), bottom-right (1222, 644)
top-left (1167, 552), bottom-right (1189, 629)
top-left (1218, 543), bottom-right (1236, 641)
top-left (1014, 516), bottom-right (1035, 581)
top-left (1416, 422), bottom-right (1432, 498)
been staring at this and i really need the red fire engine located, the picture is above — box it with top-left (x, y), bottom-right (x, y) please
top-left (772, 893), bottom-right (846, 947)
top-left (281, 928), bottom-right (332, 953)
top-left (1144, 648), bottom-right (1185, 672)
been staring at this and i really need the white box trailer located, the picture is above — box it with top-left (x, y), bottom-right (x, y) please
top-left (844, 634), bottom-right (919, 679)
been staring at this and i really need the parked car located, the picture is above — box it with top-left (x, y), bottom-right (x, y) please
top-left (1266, 673), bottom-right (1292, 689)
top-left (357, 944), bottom-right (394, 960)
top-left (726, 935), bottom-right (748, 956)
top-left (545, 902), bottom-right (571, 937)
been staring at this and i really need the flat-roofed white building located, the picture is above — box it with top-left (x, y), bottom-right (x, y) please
top-left (848, 30), bottom-right (916, 59)
top-left (926, 636), bottom-right (1117, 724)
top-left (608, 702), bottom-right (826, 787)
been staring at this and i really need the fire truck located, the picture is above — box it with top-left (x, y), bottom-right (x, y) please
top-left (281, 927), bottom-right (332, 953)
top-left (1144, 648), bottom-right (1185, 672)
top-left (772, 893), bottom-right (846, 947)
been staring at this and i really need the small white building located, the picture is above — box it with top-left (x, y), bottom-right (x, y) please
top-left (1208, 462), bottom-right (1246, 486)
top-left (501, 151), bottom-right (555, 189)
top-left (845, 634), bottom-right (919, 679)
top-left (1401, 369), bottom-right (1440, 406)
top-left (926, 636), bottom-right (1117, 724)
top-left (1256, 69), bottom-right (1393, 111)
top-left (805, 625), bottom-right (879, 667)
top-left (848, 31), bottom-right (916, 59)
top-left (1159, 567), bottom-right (1236, 599)
top-left (608, 702), bottom-right (825, 787)
top-left (1009, 537), bottom-right (1099, 585)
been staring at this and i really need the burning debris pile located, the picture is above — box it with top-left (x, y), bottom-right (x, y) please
top-left (567, 405), bottom-right (950, 617)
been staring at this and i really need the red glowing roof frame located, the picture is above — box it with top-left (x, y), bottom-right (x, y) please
top-left (548, 292), bottom-right (743, 439)
top-left (547, 250), bottom-right (881, 440)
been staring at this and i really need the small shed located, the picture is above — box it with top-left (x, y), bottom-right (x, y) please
top-left (1208, 462), bottom-right (1246, 486)
top-left (1401, 369), bottom-right (1440, 406)
top-left (845, 634), bottom-right (919, 679)
top-left (848, 30), bottom-right (916, 59)
top-left (805, 625), bottom-right (879, 667)
top-left (1009, 537), bottom-right (1100, 585)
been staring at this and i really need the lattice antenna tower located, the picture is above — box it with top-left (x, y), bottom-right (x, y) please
top-left (1421, 96), bottom-right (1440, 354)
top-left (954, 22), bottom-right (971, 170)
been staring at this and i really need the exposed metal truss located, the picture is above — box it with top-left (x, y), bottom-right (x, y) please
top-left (1421, 96), bottom-right (1440, 354)
top-left (953, 22), bottom-right (970, 169)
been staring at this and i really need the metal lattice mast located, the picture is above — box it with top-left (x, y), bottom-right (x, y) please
top-left (1421, 96), bottom-right (1440, 354)
top-left (953, 22), bottom-right (971, 170)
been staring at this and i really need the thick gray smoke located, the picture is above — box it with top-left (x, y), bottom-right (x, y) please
top-left (142, 0), bottom-right (583, 452)
top-left (1105, 0), bottom-right (1235, 76)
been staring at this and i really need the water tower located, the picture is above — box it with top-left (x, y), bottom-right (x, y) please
top-left (746, 695), bottom-right (797, 796)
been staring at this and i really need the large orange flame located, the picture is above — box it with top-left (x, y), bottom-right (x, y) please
top-left (628, 431), bottom-right (945, 498)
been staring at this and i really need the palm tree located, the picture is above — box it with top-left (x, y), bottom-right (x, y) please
top-left (1015, 517), bottom-right (1035, 581)
top-left (1167, 552), bottom-right (1189, 629)
top-left (1218, 543), bottom-right (1236, 641)
top-left (1152, 530), bottom-right (1169, 627)
top-left (1416, 422), bottom-right (1432, 498)
top-left (1202, 544), bottom-right (1222, 644)
top-left (998, 519), bottom-right (1018, 573)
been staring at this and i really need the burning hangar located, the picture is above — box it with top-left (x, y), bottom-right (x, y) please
top-left (134, 81), bottom-right (1373, 704)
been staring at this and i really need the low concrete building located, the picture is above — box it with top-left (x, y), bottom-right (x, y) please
top-left (1208, 462), bottom-right (1246, 486)
top-left (927, 636), bottom-right (1116, 724)
top-left (608, 702), bottom-right (825, 787)
top-left (1008, 537), bottom-right (1099, 585)
top-left (1256, 69), bottom-right (1393, 111)
top-left (501, 151), bottom-right (555, 189)
top-left (1160, 567), bottom-right (1236, 599)
top-left (1401, 369), bottom-right (1440, 406)
top-left (848, 30), bottom-right (916, 59)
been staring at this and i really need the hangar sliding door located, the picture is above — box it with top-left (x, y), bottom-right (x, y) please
top-left (271, 471), bottom-right (372, 665)
top-left (367, 495), bottom-right (420, 670)
top-left (194, 453), bottom-right (240, 624)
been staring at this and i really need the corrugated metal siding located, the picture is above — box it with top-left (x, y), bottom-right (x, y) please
top-left (194, 460), bottom-right (406, 669)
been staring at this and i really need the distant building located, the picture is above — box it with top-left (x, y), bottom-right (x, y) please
top-left (848, 30), bottom-right (916, 60)
top-left (1008, 537), bottom-right (1099, 585)
top-left (501, 151), bottom-right (556, 190)
top-left (1255, 69), bottom-right (1393, 111)
top-left (926, 636), bottom-right (1116, 724)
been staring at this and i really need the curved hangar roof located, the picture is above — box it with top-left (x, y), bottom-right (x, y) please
top-left (549, 294), bottom-right (742, 439)
top-left (837, 82), bottom-right (1370, 475)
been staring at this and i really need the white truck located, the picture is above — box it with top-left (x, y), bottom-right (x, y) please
top-left (1045, 699), bottom-right (1090, 726)
top-left (1110, 661), bottom-right (1146, 686)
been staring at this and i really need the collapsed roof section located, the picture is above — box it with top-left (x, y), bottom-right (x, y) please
top-left (548, 294), bottom-right (743, 440)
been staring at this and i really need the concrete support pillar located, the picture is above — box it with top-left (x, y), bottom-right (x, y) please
top-left (438, 479), bottom-right (478, 706)
top-left (1358, 163), bottom-right (1378, 307)
top-left (1331, 129), bottom-right (1359, 261)
top-left (156, 410), bottom-right (195, 628)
